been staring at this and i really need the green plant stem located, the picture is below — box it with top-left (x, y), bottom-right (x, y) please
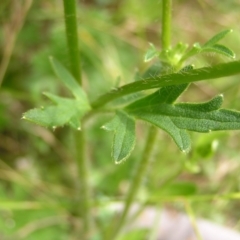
top-left (63, 0), bottom-right (81, 83)
top-left (90, 60), bottom-right (240, 109)
top-left (109, 126), bottom-right (158, 239)
top-left (74, 129), bottom-right (92, 236)
top-left (161, 0), bottom-right (172, 50)
top-left (185, 201), bottom-right (203, 240)
top-left (63, 0), bottom-right (91, 238)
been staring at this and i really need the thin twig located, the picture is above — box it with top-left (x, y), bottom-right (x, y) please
top-left (0, 0), bottom-right (33, 87)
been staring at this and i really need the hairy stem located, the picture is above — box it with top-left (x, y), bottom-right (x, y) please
top-left (90, 60), bottom-right (240, 109)
top-left (63, 0), bottom-right (91, 238)
top-left (109, 126), bottom-right (158, 239)
top-left (161, 0), bottom-right (172, 50)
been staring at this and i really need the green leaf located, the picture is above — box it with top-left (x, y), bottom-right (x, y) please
top-left (137, 113), bottom-right (191, 152)
top-left (180, 30), bottom-right (234, 63)
top-left (144, 43), bottom-right (158, 62)
top-left (203, 29), bottom-right (232, 47)
top-left (102, 111), bottom-right (136, 164)
top-left (126, 83), bottom-right (189, 107)
top-left (201, 44), bottom-right (235, 58)
top-left (23, 106), bottom-right (72, 129)
top-left (174, 97), bottom-right (240, 132)
top-left (23, 93), bottom-right (90, 130)
top-left (126, 84), bottom-right (191, 151)
top-left (49, 56), bottom-right (88, 102)
top-left (23, 58), bottom-right (91, 130)
top-left (126, 85), bottom-right (240, 152)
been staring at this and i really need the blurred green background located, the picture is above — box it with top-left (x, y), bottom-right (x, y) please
top-left (0, 0), bottom-right (240, 239)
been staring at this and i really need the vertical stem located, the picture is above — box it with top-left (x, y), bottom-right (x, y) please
top-left (185, 201), bottom-right (203, 240)
top-left (63, 0), bottom-right (81, 83)
top-left (62, 0), bottom-right (91, 238)
top-left (161, 0), bottom-right (172, 51)
top-left (74, 129), bottom-right (92, 237)
top-left (109, 126), bottom-right (158, 239)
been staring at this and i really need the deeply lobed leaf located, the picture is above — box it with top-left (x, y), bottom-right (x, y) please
top-left (23, 58), bottom-right (91, 130)
top-left (23, 94), bottom-right (90, 130)
top-left (23, 105), bottom-right (73, 129)
top-left (125, 85), bottom-right (240, 152)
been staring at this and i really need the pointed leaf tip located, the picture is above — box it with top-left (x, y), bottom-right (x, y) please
top-left (203, 29), bottom-right (233, 47)
top-left (49, 57), bottom-right (89, 101)
top-left (103, 111), bottom-right (136, 163)
top-left (23, 96), bottom-right (89, 130)
top-left (125, 83), bottom-right (240, 152)
top-left (144, 43), bottom-right (158, 62)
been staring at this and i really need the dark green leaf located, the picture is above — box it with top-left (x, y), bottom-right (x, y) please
top-left (102, 111), bottom-right (136, 163)
top-left (141, 62), bottom-right (164, 79)
top-left (126, 84), bottom-right (191, 151)
top-left (126, 84), bottom-right (189, 108)
top-left (126, 85), bottom-right (240, 152)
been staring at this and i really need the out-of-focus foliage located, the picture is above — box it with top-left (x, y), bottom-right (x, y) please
top-left (0, 0), bottom-right (240, 239)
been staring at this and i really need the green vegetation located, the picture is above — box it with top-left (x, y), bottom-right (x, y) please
top-left (1, 0), bottom-right (240, 239)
